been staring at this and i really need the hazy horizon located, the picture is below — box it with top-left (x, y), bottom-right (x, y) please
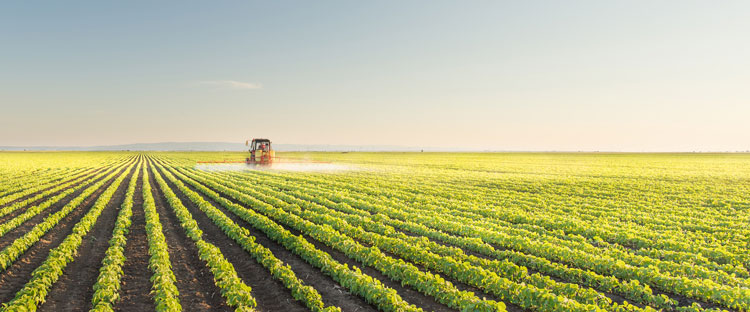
top-left (3, 141), bottom-right (750, 153)
top-left (2, 1), bottom-right (749, 152)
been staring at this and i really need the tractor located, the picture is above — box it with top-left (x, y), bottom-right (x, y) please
top-left (246, 138), bottom-right (275, 164)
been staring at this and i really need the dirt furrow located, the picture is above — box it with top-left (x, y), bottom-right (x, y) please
top-left (284, 179), bottom-right (722, 310)
top-left (167, 167), bottom-right (380, 312)
top-left (0, 167), bottom-right (105, 213)
top-left (258, 180), bottom-right (659, 310)
top-left (38, 165), bottom-right (136, 311)
top-left (484, 241), bottom-right (721, 310)
top-left (394, 226), bottom-right (648, 308)
top-left (156, 166), bottom-right (308, 312)
top-left (288, 224), bottom-right (459, 312)
top-left (114, 171), bottom-right (153, 312)
top-left (0, 169), bottom-right (114, 250)
top-left (197, 171), bottom-right (529, 312)
top-left (0, 171), bottom-right (75, 206)
top-left (147, 166), bottom-right (230, 311)
top-left (0, 164), bottom-right (128, 304)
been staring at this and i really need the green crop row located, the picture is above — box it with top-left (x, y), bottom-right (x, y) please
top-left (258, 170), bottom-right (748, 284)
top-left (164, 162), bottom-right (506, 312)
top-left (156, 160), bottom-right (428, 312)
top-left (0, 163), bottom-right (125, 239)
top-left (253, 164), bottom-right (748, 274)
top-left (153, 161), bottom-right (339, 312)
top-left (219, 171), bottom-right (644, 311)
top-left (141, 164), bottom-right (181, 311)
top-left (0, 159), bottom-right (135, 272)
top-left (239, 170), bottom-right (678, 310)
top-left (90, 158), bottom-right (143, 311)
top-left (191, 167), bottom-right (612, 312)
top-left (0, 166), bottom-right (90, 206)
top-left (0, 159), bottom-right (136, 311)
top-left (232, 170), bottom-right (747, 311)
top-left (149, 161), bottom-right (257, 311)
top-left (0, 166), bottom-right (108, 222)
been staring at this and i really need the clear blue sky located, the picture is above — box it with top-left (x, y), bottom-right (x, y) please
top-left (1, 1), bottom-right (748, 151)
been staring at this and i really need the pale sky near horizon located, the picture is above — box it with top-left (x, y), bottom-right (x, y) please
top-left (1, 1), bottom-right (748, 151)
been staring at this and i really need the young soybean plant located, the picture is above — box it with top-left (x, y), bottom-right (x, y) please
top-left (1, 159), bottom-right (137, 311)
top-left (141, 163), bottom-right (182, 312)
top-left (150, 160), bottom-right (257, 311)
top-left (154, 160), bottom-right (339, 312)
top-left (90, 159), bottom-right (142, 311)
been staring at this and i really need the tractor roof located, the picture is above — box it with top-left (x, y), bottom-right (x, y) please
top-left (252, 138), bottom-right (271, 142)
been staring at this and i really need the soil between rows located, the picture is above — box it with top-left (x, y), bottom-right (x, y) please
top-left (0, 168), bottom-right (115, 249)
top-left (0, 162), bottom-right (132, 304)
top-left (263, 179), bottom-right (724, 310)
top-left (211, 172), bottom-right (529, 312)
top-left (145, 164), bottom-right (728, 311)
top-left (0, 167), bottom-right (110, 228)
top-left (154, 165), bottom-right (309, 312)
top-left (360, 178), bottom-right (740, 273)
top-left (485, 239), bottom-right (722, 310)
top-left (0, 169), bottom-right (82, 208)
top-left (280, 220), bottom-right (461, 312)
top-left (362, 189), bottom-right (724, 310)
top-left (395, 226), bottom-right (646, 308)
top-left (38, 164), bottom-right (136, 311)
top-left (115, 168), bottom-right (154, 312)
top-left (147, 165), bottom-right (230, 311)
top-left (174, 167), bottom-right (469, 312)
top-left (251, 182), bottom-right (521, 312)
top-left (0, 166), bottom-right (104, 216)
top-left (0, 170), bottom-right (53, 197)
top-left (162, 164), bottom-right (380, 312)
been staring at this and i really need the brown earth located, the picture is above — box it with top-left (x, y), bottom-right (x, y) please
top-left (189, 169), bottom-right (527, 312)
top-left (0, 163), bottom-right (131, 304)
top-left (155, 164), bottom-right (309, 312)
top-left (39, 164), bottom-right (136, 311)
top-left (147, 165), bottom-right (230, 311)
top-left (114, 168), bottom-right (155, 312)
top-left (0, 167), bottom-right (110, 221)
top-left (161, 164), bottom-right (383, 312)
top-left (0, 166), bottom-right (109, 226)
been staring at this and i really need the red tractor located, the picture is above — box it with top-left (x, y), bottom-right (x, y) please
top-left (246, 138), bottom-right (274, 164)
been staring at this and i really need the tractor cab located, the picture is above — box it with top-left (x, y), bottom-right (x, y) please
top-left (246, 138), bottom-right (274, 164)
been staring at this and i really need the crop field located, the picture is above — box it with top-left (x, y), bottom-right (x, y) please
top-left (0, 152), bottom-right (747, 312)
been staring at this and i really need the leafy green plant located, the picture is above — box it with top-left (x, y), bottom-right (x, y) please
top-left (1, 159), bottom-right (138, 311)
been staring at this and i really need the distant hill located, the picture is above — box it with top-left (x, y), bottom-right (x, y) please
top-left (0, 142), bottom-right (464, 152)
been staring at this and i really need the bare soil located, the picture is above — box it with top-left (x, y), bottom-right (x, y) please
top-left (0, 158), bottom-right (728, 312)
top-left (0, 168), bottom-right (90, 207)
top-left (173, 168), bottom-right (475, 312)
top-left (115, 170), bottom-right (154, 312)
top-left (0, 164), bottom-right (128, 304)
top-left (147, 166), bottom-right (230, 311)
top-left (0, 169), bottom-right (114, 250)
top-left (289, 225), bottom-right (458, 312)
top-left (38, 165), bottom-right (135, 311)
top-left (211, 176), bottom-right (525, 312)
top-left (285, 178), bottom-right (726, 311)
top-left (155, 165), bottom-right (309, 312)
top-left (165, 166), bottom-right (382, 312)
top-left (0, 167), bottom-right (105, 221)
